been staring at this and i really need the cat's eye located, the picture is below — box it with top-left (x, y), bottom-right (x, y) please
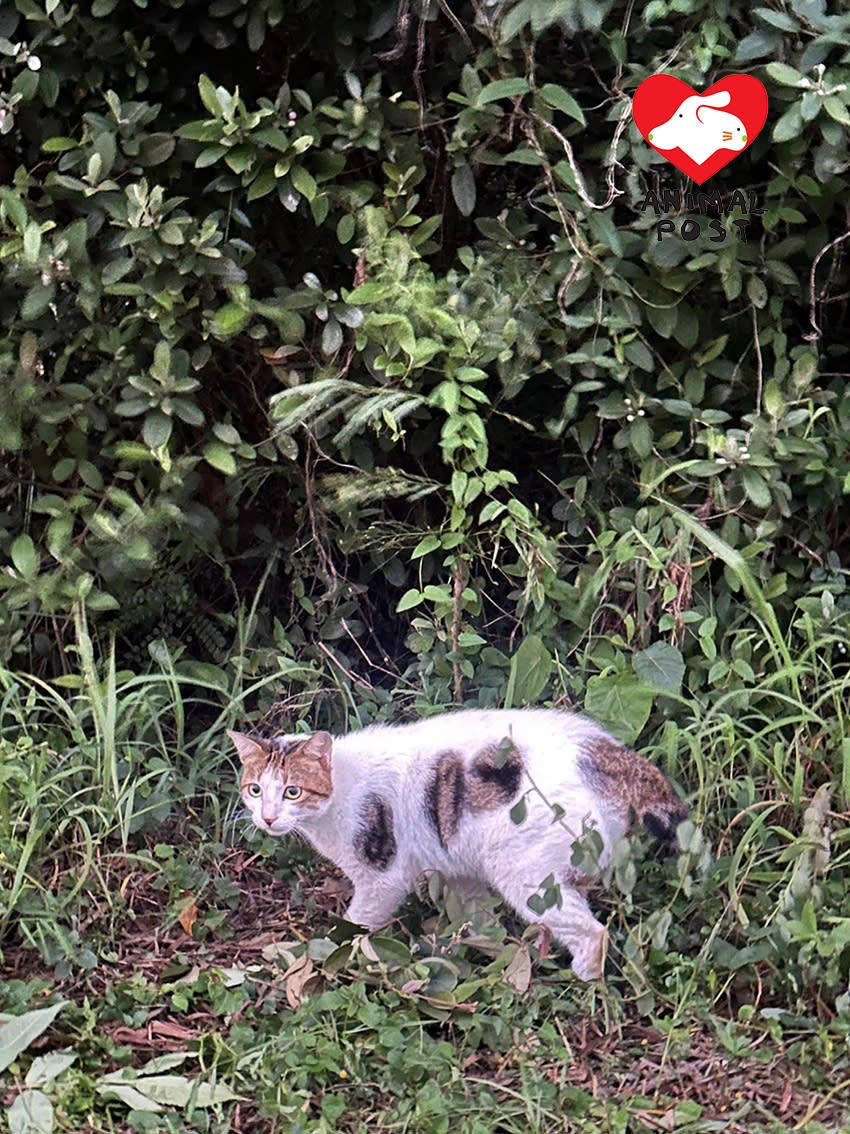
top-left (284, 785), bottom-right (303, 800)
top-left (246, 783), bottom-right (262, 797)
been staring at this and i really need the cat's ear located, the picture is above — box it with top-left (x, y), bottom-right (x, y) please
top-left (289, 731), bottom-right (333, 797)
top-left (302, 731), bottom-right (333, 761)
top-left (227, 730), bottom-right (268, 764)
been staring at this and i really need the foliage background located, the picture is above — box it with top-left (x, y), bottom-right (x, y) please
top-left (2, 0), bottom-right (850, 1130)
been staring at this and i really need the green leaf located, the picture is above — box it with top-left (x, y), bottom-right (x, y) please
top-left (773, 104), bottom-right (803, 143)
top-left (8, 1090), bottom-right (54, 1134)
top-left (96, 1069), bottom-right (241, 1110)
top-left (765, 62), bottom-right (805, 86)
top-left (0, 1003), bottom-right (68, 1074)
top-left (291, 165), bottom-right (317, 201)
top-left (584, 673), bottom-right (654, 746)
top-left (23, 221), bottom-right (41, 263)
top-left (412, 534), bottom-right (441, 559)
top-left (632, 641), bottom-right (685, 695)
top-left (42, 136), bottom-right (78, 152)
top-left (198, 74), bottom-right (221, 116)
top-left (396, 589), bottom-right (422, 612)
top-left (539, 83), bottom-right (586, 125)
top-left (321, 317), bottom-right (343, 354)
top-left (204, 441), bottom-right (237, 475)
top-left (211, 302), bottom-right (250, 338)
top-left (451, 163), bottom-right (476, 217)
top-left (505, 633), bottom-right (552, 708)
top-left (476, 78), bottom-right (530, 105)
top-left (10, 534), bottom-right (38, 580)
top-left (337, 214), bottom-right (356, 244)
top-left (741, 467), bottom-right (772, 509)
top-left (138, 133), bottom-right (176, 165)
top-left (143, 411), bottom-right (173, 450)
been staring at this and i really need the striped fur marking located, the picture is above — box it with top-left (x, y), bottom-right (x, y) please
top-left (426, 751), bottom-right (466, 848)
top-left (578, 737), bottom-right (687, 840)
top-left (467, 742), bottom-right (523, 810)
top-left (354, 793), bottom-right (397, 870)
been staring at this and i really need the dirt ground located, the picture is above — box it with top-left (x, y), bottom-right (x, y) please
top-left (4, 851), bottom-right (848, 1134)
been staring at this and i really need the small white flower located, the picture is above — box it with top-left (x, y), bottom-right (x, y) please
top-left (627, 413), bottom-right (635, 422)
top-left (27, 54), bottom-right (41, 71)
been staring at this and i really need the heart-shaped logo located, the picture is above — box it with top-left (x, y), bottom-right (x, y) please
top-left (632, 75), bottom-right (768, 185)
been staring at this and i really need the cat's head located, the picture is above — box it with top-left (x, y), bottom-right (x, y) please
top-left (228, 730), bottom-right (333, 834)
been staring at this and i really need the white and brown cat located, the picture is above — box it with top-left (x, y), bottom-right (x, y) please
top-left (228, 709), bottom-right (688, 980)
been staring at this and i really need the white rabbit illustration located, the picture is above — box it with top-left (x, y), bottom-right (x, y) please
top-left (648, 91), bottom-right (747, 165)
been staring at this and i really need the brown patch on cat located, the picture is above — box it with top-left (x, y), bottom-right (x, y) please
top-left (467, 742), bottom-right (523, 810)
top-left (578, 737), bottom-right (688, 840)
top-left (229, 730), bottom-right (333, 805)
top-left (425, 751), bottom-right (466, 848)
top-left (354, 793), bottom-right (397, 870)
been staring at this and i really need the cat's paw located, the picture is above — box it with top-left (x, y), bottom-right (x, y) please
top-left (570, 927), bottom-right (608, 981)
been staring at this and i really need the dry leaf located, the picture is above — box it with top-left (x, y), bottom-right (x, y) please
top-left (284, 954), bottom-right (315, 1010)
top-left (177, 895), bottom-right (198, 937)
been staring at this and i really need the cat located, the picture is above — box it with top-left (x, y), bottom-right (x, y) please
top-left (228, 708), bottom-right (688, 980)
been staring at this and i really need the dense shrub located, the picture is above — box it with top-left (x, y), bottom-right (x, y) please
top-left (0, 0), bottom-right (848, 731)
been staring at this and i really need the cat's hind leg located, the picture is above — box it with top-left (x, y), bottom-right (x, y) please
top-left (345, 876), bottom-right (410, 931)
top-left (493, 872), bottom-right (608, 981)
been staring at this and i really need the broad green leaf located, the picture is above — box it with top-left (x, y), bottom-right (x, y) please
top-left (765, 62), bottom-right (805, 86)
top-left (741, 467), bottom-right (772, 509)
top-left (396, 589), bottom-right (422, 612)
top-left (96, 1070), bottom-right (242, 1109)
top-left (211, 302), bottom-right (250, 338)
top-left (505, 633), bottom-right (552, 708)
top-left (25, 1051), bottom-right (76, 1088)
top-left (412, 534), bottom-right (441, 559)
top-left (8, 1090), bottom-right (54, 1134)
top-left (42, 136), bottom-right (77, 152)
top-left (538, 83), bottom-right (586, 125)
top-left (138, 133), bottom-right (176, 165)
top-left (451, 163), bottom-right (476, 217)
top-left (321, 317), bottom-right (343, 354)
top-left (0, 1003), bottom-right (68, 1074)
top-left (291, 165), bottom-right (317, 201)
top-left (198, 74), bottom-right (221, 116)
top-left (10, 534), bottom-right (38, 580)
top-left (204, 441), bottom-right (237, 475)
top-left (584, 673), bottom-right (654, 746)
top-left (633, 641), bottom-right (685, 695)
top-left (476, 78), bottom-right (530, 105)
top-left (773, 104), bottom-right (803, 143)
top-left (143, 411), bottom-right (173, 450)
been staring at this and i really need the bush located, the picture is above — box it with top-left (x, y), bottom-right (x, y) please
top-left (0, 0), bottom-right (848, 727)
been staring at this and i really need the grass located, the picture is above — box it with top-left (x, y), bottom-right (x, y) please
top-left (2, 610), bottom-right (850, 1133)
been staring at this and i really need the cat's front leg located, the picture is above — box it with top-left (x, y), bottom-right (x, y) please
top-left (345, 877), bottom-right (409, 931)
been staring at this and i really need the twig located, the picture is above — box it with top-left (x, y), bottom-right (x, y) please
top-left (807, 227), bottom-right (850, 342)
top-left (452, 561), bottom-right (464, 703)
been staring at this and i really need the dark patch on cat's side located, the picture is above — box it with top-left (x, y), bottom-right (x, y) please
top-left (468, 742), bottom-right (523, 809)
top-left (579, 737), bottom-right (688, 839)
top-left (426, 751), bottom-right (466, 848)
top-left (354, 793), bottom-right (397, 870)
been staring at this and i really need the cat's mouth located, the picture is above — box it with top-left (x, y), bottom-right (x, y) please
top-left (260, 817), bottom-right (294, 835)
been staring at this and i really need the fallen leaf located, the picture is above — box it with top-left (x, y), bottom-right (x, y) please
top-left (0, 1003), bottom-right (69, 1074)
top-left (8, 1089), bottom-right (54, 1134)
top-left (178, 895), bottom-right (199, 937)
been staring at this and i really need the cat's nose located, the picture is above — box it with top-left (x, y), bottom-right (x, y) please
top-left (262, 809), bottom-right (279, 827)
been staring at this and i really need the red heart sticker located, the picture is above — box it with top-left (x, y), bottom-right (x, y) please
top-left (632, 75), bottom-right (768, 185)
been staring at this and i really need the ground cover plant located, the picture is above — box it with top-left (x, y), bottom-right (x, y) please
top-left (2, 0), bottom-right (850, 1129)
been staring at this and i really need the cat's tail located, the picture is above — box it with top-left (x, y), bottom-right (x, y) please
top-left (578, 735), bottom-right (689, 844)
top-left (640, 797), bottom-right (690, 843)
